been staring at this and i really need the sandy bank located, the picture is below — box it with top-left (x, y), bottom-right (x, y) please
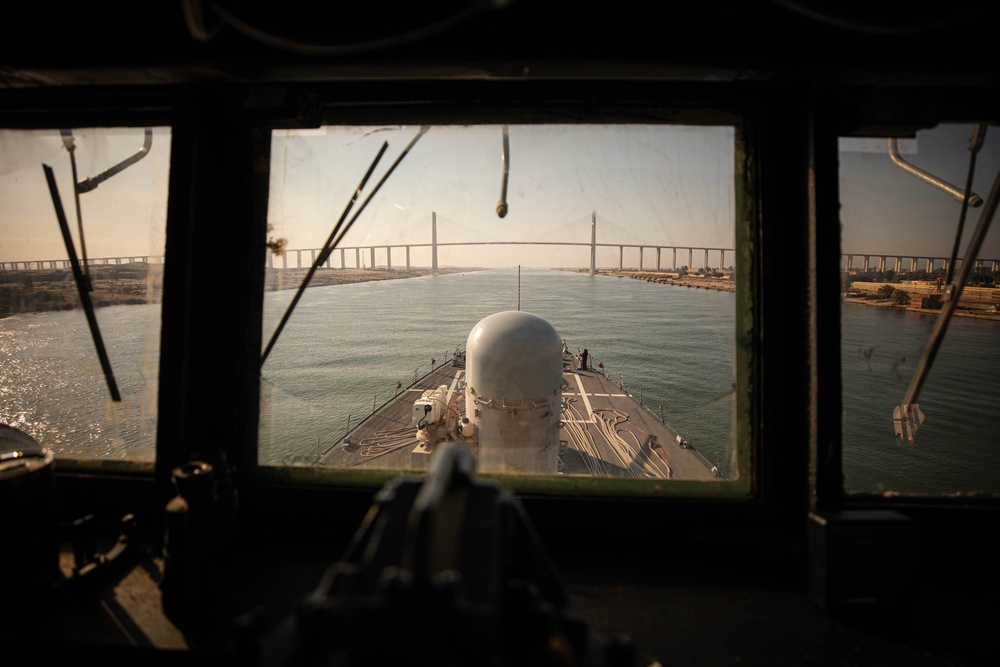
top-left (0, 265), bottom-right (482, 318)
top-left (560, 268), bottom-right (736, 292)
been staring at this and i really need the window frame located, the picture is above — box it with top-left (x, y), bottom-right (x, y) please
top-left (1, 81), bottom-right (847, 541)
top-left (251, 114), bottom-right (756, 501)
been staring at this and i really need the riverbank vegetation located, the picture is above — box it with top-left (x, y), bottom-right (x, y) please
top-left (843, 271), bottom-right (1000, 320)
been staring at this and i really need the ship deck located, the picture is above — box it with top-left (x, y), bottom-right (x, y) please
top-left (318, 349), bottom-right (719, 480)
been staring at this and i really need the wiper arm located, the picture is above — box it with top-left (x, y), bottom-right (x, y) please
top-left (40, 128), bottom-right (155, 403)
top-left (74, 127), bottom-right (153, 194)
top-left (261, 126), bottom-right (430, 369)
top-left (43, 164), bottom-right (121, 402)
top-left (260, 141), bottom-right (388, 368)
top-left (888, 137), bottom-right (983, 207)
top-left (894, 144), bottom-right (999, 441)
top-left (60, 128), bottom-right (153, 277)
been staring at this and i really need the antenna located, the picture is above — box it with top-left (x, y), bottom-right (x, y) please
top-left (518, 264), bottom-right (521, 311)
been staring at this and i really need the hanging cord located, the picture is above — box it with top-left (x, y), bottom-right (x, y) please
top-left (497, 125), bottom-right (509, 218)
top-left (183, 1), bottom-right (510, 56)
top-left (771, 0), bottom-right (979, 35)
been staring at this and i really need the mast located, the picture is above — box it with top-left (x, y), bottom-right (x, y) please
top-left (590, 210), bottom-right (597, 276)
top-left (432, 211), bottom-right (439, 273)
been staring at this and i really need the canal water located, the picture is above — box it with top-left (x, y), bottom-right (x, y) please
top-left (2, 267), bottom-right (998, 495)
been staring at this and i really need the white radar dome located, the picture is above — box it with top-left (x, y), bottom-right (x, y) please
top-left (465, 311), bottom-right (563, 399)
top-left (464, 311), bottom-right (564, 474)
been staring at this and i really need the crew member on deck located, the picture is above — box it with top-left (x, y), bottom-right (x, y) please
top-left (580, 348), bottom-right (589, 371)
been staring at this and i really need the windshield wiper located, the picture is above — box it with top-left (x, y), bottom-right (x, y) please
top-left (893, 125), bottom-right (997, 441)
top-left (43, 165), bottom-right (121, 401)
top-left (41, 128), bottom-right (154, 402)
top-left (261, 126), bottom-right (430, 369)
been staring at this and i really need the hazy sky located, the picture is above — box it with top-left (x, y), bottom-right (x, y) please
top-left (840, 124), bottom-right (1000, 267)
top-left (0, 127), bottom-right (171, 264)
top-left (2, 122), bottom-right (999, 270)
top-left (267, 124), bottom-right (735, 269)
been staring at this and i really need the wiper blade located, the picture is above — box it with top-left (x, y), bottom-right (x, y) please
top-left (43, 164), bottom-right (121, 402)
top-left (39, 128), bottom-right (155, 403)
top-left (261, 126), bottom-right (430, 369)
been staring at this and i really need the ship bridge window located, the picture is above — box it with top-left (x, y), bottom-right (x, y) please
top-left (839, 122), bottom-right (1000, 497)
top-left (258, 122), bottom-right (752, 498)
top-left (0, 127), bottom-right (169, 471)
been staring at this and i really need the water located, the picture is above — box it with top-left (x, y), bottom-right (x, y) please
top-left (0, 303), bottom-right (160, 459)
top-left (3, 268), bottom-right (998, 495)
top-left (840, 303), bottom-right (1000, 494)
top-left (258, 268), bottom-right (737, 470)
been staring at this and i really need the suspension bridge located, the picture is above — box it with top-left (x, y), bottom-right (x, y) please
top-left (5, 210), bottom-right (998, 275)
top-left (269, 212), bottom-right (735, 275)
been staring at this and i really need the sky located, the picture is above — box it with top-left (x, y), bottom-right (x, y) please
top-left (267, 124), bottom-right (735, 269)
top-left (0, 127), bottom-right (171, 265)
top-left (839, 124), bottom-right (1000, 269)
top-left (2, 122), bottom-right (999, 271)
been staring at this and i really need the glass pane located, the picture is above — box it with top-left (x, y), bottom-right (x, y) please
top-left (259, 124), bottom-right (741, 491)
top-left (840, 123), bottom-right (1000, 495)
top-left (0, 127), bottom-right (169, 464)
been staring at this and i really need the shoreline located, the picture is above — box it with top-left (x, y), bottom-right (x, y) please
top-left (5, 264), bottom-right (997, 321)
top-left (564, 268), bottom-right (1000, 321)
top-left (264, 265), bottom-right (479, 290)
top-left (561, 268), bottom-right (736, 292)
top-left (842, 296), bottom-right (1000, 321)
top-left (0, 265), bottom-right (482, 318)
